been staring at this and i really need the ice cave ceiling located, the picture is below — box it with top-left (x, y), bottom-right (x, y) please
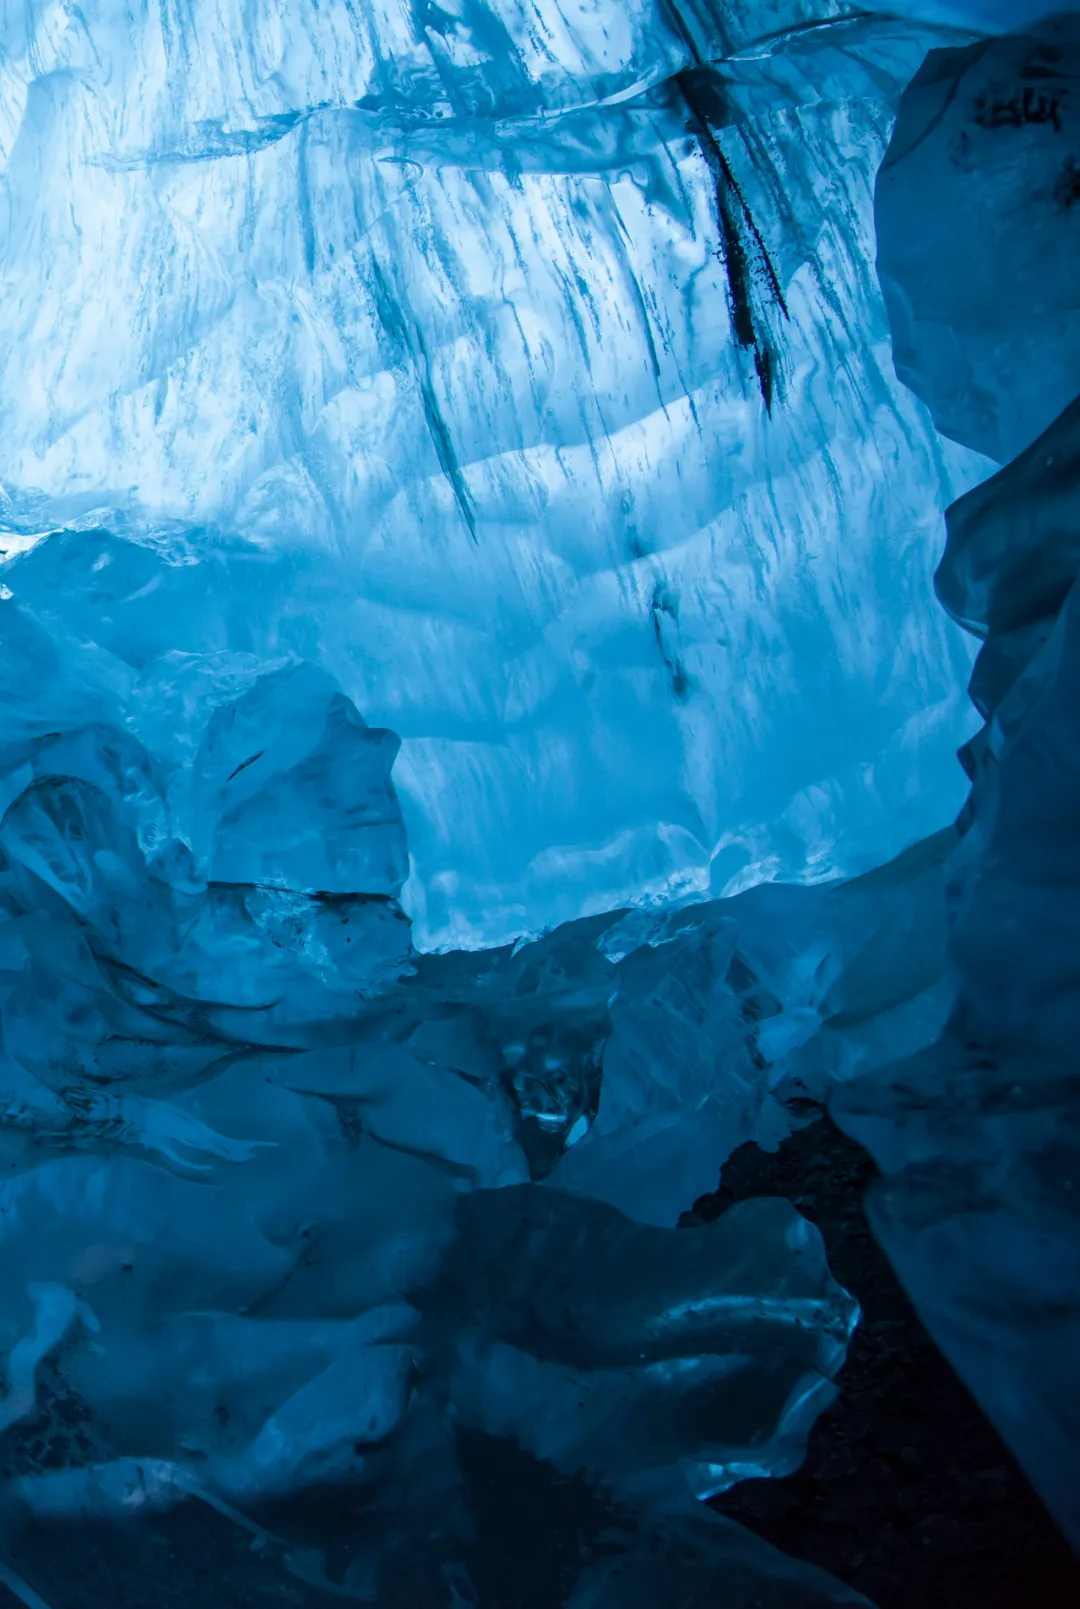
top-left (0, 0), bottom-right (1002, 951)
top-left (0, 2), bottom-right (1077, 1606)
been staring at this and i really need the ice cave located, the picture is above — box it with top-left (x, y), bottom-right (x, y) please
top-left (0, 2), bottom-right (1076, 1605)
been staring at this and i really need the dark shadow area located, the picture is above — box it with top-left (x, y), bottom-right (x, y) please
top-left (696, 1115), bottom-right (1080, 1609)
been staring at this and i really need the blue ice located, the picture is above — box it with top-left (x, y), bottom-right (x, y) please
top-left (0, 2), bottom-right (1068, 1605)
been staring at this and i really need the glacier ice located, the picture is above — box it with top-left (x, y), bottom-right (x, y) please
top-left (0, 0), bottom-right (991, 949)
top-left (0, 519), bottom-right (913, 1602)
top-left (876, 17), bottom-right (1080, 466)
top-left (834, 392), bottom-right (1080, 1557)
top-left (835, 16), bottom-right (1080, 1565)
top-left (0, 0), bottom-right (1066, 1605)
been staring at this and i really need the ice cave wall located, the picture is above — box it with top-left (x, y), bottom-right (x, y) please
top-left (0, 0), bottom-right (993, 1296)
top-left (836, 405), bottom-right (1080, 1557)
top-left (0, 0), bottom-right (992, 949)
top-left (0, 3), bottom-right (1076, 1607)
top-left (836, 11), bottom-right (1080, 1558)
top-left (877, 18), bottom-right (1080, 465)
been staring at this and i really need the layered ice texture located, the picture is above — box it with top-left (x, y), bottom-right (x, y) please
top-left (0, 0), bottom-right (994, 951)
top-left (0, 1), bottom-right (1073, 1606)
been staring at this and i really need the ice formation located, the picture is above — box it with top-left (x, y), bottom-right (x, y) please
top-left (877, 16), bottom-right (1080, 464)
top-left (835, 13), bottom-right (1080, 1562)
top-left (835, 399), bottom-right (1080, 1557)
top-left (0, 0), bottom-right (995, 952)
top-left (0, 1), bottom-right (1072, 1606)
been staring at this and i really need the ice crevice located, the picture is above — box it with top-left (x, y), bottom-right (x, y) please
top-left (0, 2), bottom-right (1075, 1606)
